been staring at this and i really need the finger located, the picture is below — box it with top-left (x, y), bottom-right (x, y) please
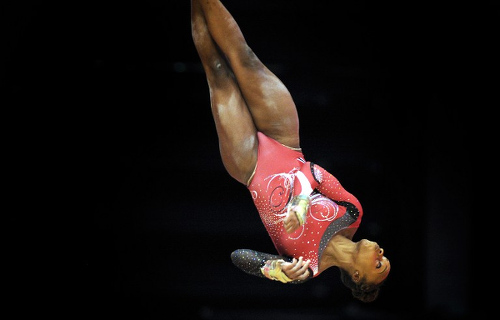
top-left (281, 258), bottom-right (296, 272)
top-left (291, 258), bottom-right (309, 277)
top-left (297, 269), bottom-right (310, 280)
top-left (283, 260), bottom-right (295, 274)
top-left (290, 256), bottom-right (303, 273)
top-left (284, 215), bottom-right (290, 224)
top-left (286, 222), bottom-right (297, 234)
top-left (298, 259), bottom-right (310, 274)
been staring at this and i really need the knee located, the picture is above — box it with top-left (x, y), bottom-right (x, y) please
top-left (233, 45), bottom-right (262, 70)
top-left (206, 56), bottom-right (231, 78)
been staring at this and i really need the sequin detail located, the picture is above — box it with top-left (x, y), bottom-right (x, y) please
top-left (247, 133), bottom-right (362, 276)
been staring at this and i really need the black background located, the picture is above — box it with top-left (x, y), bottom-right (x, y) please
top-left (4, 0), bottom-right (495, 319)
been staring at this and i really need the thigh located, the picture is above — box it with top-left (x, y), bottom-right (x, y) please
top-left (209, 80), bottom-right (258, 185)
top-left (230, 57), bottom-right (300, 149)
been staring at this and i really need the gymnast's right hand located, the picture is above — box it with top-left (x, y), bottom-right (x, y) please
top-left (284, 195), bottom-right (310, 233)
top-left (281, 256), bottom-right (310, 281)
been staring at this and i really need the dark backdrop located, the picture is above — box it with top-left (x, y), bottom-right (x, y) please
top-left (4, 0), bottom-right (494, 319)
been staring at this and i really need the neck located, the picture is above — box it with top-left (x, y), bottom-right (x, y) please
top-left (319, 232), bottom-right (357, 273)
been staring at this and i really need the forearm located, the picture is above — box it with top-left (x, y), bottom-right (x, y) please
top-left (231, 249), bottom-right (286, 278)
top-left (231, 249), bottom-right (310, 284)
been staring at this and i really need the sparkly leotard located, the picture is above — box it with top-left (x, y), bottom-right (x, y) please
top-left (231, 132), bottom-right (363, 282)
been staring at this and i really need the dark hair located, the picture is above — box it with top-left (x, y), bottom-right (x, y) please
top-left (339, 268), bottom-right (385, 303)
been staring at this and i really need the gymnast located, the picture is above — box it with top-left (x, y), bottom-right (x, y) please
top-left (190, 0), bottom-right (390, 302)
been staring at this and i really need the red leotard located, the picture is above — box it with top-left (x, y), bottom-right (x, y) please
top-left (247, 132), bottom-right (363, 276)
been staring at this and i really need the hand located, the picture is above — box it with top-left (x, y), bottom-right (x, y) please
top-left (281, 256), bottom-right (310, 281)
top-left (283, 205), bottom-right (301, 233)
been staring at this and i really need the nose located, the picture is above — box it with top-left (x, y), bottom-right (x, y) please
top-left (378, 248), bottom-right (384, 256)
top-left (373, 243), bottom-right (384, 256)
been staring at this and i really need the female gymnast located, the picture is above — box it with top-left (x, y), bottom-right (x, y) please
top-left (191, 0), bottom-right (390, 302)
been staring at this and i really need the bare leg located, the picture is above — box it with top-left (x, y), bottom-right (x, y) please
top-left (191, 0), bottom-right (258, 185)
top-left (195, 0), bottom-right (300, 149)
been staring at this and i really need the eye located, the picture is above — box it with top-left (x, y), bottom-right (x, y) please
top-left (376, 261), bottom-right (382, 269)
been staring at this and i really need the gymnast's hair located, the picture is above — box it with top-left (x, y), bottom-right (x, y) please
top-left (339, 268), bottom-right (385, 303)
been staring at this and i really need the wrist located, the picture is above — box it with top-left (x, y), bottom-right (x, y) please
top-left (289, 194), bottom-right (310, 225)
top-left (260, 259), bottom-right (293, 283)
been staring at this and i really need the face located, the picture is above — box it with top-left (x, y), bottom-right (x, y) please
top-left (355, 239), bottom-right (391, 285)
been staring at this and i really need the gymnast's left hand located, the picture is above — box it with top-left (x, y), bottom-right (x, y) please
top-left (281, 256), bottom-right (310, 280)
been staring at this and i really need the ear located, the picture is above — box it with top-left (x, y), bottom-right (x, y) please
top-left (352, 270), bottom-right (360, 283)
